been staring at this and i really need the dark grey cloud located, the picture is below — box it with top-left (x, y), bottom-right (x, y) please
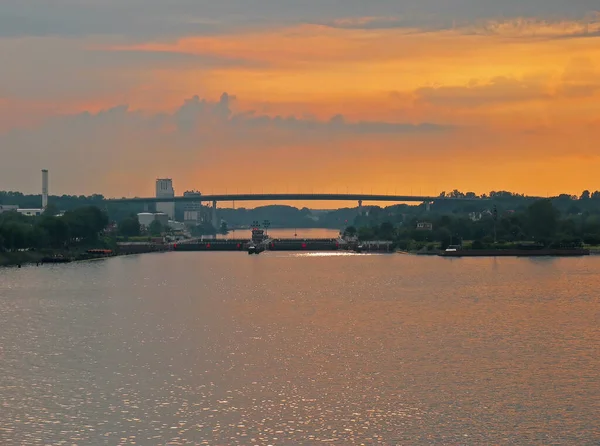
top-left (0, 0), bottom-right (597, 39)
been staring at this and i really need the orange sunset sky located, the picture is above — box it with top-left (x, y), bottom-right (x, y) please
top-left (1, 1), bottom-right (599, 207)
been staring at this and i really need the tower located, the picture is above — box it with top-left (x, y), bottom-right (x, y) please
top-left (155, 178), bottom-right (175, 219)
top-left (41, 169), bottom-right (49, 209)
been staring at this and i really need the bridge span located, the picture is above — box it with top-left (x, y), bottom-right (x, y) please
top-left (107, 193), bottom-right (487, 227)
top-left (107, 193), bottom-right (484, 205)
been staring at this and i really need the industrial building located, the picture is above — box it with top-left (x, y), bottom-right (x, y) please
top-left (183, 190), bottom-right (203, 226)
top-left (0, 205), bottom-right (18, 214)
top-left (155, 178), bottom-right (175, 219)
top-left (42, 169), bottom-right (48, 209)
top-left (17, 209), bottom-right (44, 217)
top-left (137, 212), bottom-right (169, 228)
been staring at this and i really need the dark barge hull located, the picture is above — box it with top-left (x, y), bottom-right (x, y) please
top-left (175, 241), bottom-right (246, 251)
top-left (267, 241), bottom-right (340, 251)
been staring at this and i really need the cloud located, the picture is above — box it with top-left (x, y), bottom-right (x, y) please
top-left (557, 57), bottom-right (600, 97)
top-left (0, 93), bottom-right (452, 195)
top-left (169, 93), bottom-right (451, 135)
top-left (0, 1), bottom-right (598, 39)
top-left (0, 36), bottom-right (262, 106)
top-left (172, 93), bottom-right (452, 135)
top-left (320, 17), bottom-right (420, 30)
top-left (415, 77), bottom-right (551, 107)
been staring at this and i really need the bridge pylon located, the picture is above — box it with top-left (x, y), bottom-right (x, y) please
top-left (211, 200), bottom-right (219, 229)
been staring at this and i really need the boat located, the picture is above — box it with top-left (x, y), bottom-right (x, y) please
top-left (251, 228), bottom-right (267, 244)
top-left (248, 244), bottom-right (265, 255)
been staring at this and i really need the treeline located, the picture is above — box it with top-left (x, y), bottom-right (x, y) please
top-left (0, 191), bottom-right (145, 223)
top-left (351, 199), bottom-right (600, 249)
top-left (5, 189), bottom-right (600, 230)
top-left (432, 190), bottom-right (600, 215)
top-left (0, 206), bottom-right (109, 251)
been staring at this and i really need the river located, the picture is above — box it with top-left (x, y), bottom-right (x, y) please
top-left (1, 253), bottom-right (599, 444)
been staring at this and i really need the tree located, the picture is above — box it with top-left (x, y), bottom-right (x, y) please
top-left (436, 227), bottom-right (453, 249)
top-left (43, 203), bottom-right (60, 216)
top-left (580, 190), bottom-right (591, 201)
top-left (38, 216), bottom-right (69, 248)
top-left (358, 226), bottom-right (375, 241)
top-left (344, 226), bottom-right (357, 237)
top-left (118, 216), bottom-right (141, 237)
top-left (527, 199), bottom-right (559, 240)
top-left (378, 222), bottom-right (395, 240)
top-left (219, 221), bottom-right (229, 234)
top-left (148, 220), bottom-right (163, 236)
top-left (62, 206), bottom-right (109, 242)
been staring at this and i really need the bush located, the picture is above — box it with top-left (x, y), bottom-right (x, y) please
top-left (472, 240), bottom-right (484, 249)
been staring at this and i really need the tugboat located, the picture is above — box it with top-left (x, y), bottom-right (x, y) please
top-left (248, 227), bottom-right (267, 255)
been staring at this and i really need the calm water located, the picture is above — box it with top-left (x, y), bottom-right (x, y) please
top-left (1, 253), bottom-right (599, 445)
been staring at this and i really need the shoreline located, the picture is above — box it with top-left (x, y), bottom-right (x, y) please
top-left (2, 246), bottom-right (597, 267)
top-left (0, 244), bottom-right (170, 268)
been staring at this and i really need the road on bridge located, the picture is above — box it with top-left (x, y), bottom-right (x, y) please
top-left (106, 193), bottom-right (487, 204)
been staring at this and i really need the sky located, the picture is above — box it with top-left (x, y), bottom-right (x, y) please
top-left (1, 1), bottom-right (599, 206)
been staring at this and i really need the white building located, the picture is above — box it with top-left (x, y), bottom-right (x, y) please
top-left (168, 220), bottom-right (186, 231)
top-left (183, 190), bottom-right (203, 226)
top-left (137, 212), bottom-right (169, 228)
top-left (155, 178), bottom-right (175, 219)
top-left (17, 209), bottom-right (44, 217)
top-left (416, 222), bottom-right (433, 231)
top-left (0, 205), bottom-right (18, 214)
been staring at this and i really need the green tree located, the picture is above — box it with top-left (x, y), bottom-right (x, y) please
top-left (38, 216), bottom-right (69, 248)
top-left (437, 227), bottom-right (453, 249)
top-left (344, 226), bottom-right (357, 237)
top-left (527, 199), bottom-right (559, 240)
top-left (148, 220), bottom-right (163, 236)
top-left (63, 206), bottom-right (108, 242)
top-left (378, 222), bottom-right (395, 240)
top-left (118, 216), bottom-right (141, 237)
top-left (219, 221), bottom-right (229, 234)
top-left (358, 226), bottom-right (375, 241)
top-left (42, 203), bottom-right (60, 216)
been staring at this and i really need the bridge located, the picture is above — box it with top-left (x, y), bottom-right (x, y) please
top-left (107, 193), bottom-right (486, 228)
top-left (107, 193), bottom-right (483, 205)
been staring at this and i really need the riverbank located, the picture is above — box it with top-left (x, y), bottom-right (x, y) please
top-left (0, 251), bottom-right (46, 267)
top-left (0, 242), bottom-right (171, 267)
top-left (0, 250), bottom-right (116, 267)
top-left (439, 248), bottom-right (589, 257)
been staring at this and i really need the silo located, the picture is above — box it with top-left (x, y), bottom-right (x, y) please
top-left (42, 169), bottom-right (49, 209)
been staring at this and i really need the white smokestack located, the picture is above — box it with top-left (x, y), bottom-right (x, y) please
top-left (42, 169), bottom-right (48, 209)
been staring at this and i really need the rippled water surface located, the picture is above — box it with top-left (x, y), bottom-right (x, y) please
top-left (1, 253), bottom-right (599, 444)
